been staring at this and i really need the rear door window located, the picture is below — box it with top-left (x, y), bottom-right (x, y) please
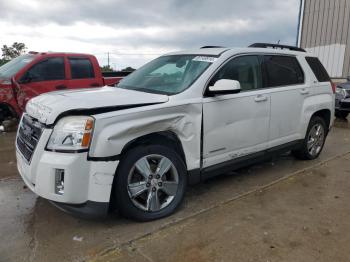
top-left (263, 55), bottom-right (304, 87)
top-left (305, 57), bottom-right (330, 82)
top-left (25, 57), bottom-right (65, 82)
top-left (68, 58), bottom-right (95, 79)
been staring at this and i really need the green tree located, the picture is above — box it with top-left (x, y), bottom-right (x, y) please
top-left (1, 42), bottom-right (27, 60)
top-left (121, 66), bottom-right (136, 72)
top-left (0, 59), bottom-right (7, 66)
top-left (100, 65), bottom-right (114, 72)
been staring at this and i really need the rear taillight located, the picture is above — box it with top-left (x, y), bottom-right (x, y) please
top-left (331, 82), bottom-right (336, 94)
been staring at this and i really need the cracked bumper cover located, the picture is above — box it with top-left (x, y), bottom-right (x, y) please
top-left (16, 134), bottom-right (119, 218)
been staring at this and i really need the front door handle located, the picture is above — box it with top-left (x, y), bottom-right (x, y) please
top-left (56, 85), bottom-right (67, 90)
top-left (254, 95), bottom-right (268, 102)
top-left (300, 88), bottom-right (309, 95)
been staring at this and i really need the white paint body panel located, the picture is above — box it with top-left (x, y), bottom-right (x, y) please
top-left (17, 47), bottom-right (335, 208)
top-left (203, 90), bottom-right (270, 167)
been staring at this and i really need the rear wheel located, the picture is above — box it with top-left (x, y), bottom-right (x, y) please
top-left (114, 144), bottom-right (187, 221)
top-left (292, 116), bottom-right (327, 160)
top-left (0, 105), bottom-right (17, 130)
top-left (0, 105), bottom-right (11, 123)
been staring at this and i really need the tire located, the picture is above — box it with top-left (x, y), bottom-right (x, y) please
top-left (335, 110), bottom-right (349, 119)
top-left (114, 144), bottom-right (187, 221)
top-left (0, 105), bottom-right (16, 124)
top-left (292, 116), bottom-right (327, 160)
top-left (0, 107), bottom-right (6, 123)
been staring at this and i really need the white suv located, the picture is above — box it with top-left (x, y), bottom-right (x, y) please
top-left (16, 43), bottom-right (335, 221)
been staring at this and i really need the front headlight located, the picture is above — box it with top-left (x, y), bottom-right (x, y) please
top-left (336, 87), bottom-right (347, 98)
top-left (46, 116), bottom-right (94, 152)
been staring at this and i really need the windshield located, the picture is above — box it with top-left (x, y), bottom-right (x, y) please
top-left (0, 54), bottom-right (35, 80)
top-left (117, 55), bottom-right (215, 95)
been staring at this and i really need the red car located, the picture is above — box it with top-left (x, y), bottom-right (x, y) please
top-left (0, 52), bottom-right (125, 122)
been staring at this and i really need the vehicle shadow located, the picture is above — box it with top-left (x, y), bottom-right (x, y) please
top-left (333, 117), bottom-right (349, 129)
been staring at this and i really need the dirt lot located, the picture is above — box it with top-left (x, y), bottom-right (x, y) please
top-left (1, 120), bottom-right (350, 262)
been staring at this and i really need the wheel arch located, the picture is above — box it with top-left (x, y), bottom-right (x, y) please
top-left (109, 130), bottom-right (188, 211)
top-left (311, 109), bottom-right (331, 133)
top-left (119, 131), bottom-right (187, 166)
top-left (0, 102), bottom-right (18, 120)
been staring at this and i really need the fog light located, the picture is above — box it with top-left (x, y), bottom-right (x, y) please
top-left (55, 169), bottom-right (65, 195)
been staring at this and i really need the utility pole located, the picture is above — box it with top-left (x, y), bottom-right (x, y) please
top-left (107, 52), bottom-right (110, 68)
top-left (296, 0), bottom-right (304, 47)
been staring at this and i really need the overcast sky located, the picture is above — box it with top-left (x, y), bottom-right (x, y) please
top-left (0, 0), bottom-right (301, 70)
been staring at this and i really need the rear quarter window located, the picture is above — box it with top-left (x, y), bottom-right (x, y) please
top-left (68, 57), bottom-right (95, 79)
top-left (263, 55), bottom-right (304, 87)
top-left (305, 57), bottom-right (330, 82)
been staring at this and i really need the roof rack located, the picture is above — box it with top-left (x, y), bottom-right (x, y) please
top-left (200, 46), bottom-right (225, 49)
top-left (249, 43), bottom-right (306, 52)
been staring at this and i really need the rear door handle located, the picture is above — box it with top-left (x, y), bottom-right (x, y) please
top-left (56, 85), bottom-right (67, 90)
top-left (300, 88), bottom-right (309, 95)
top-left (254, 95), bottom-right (268, 102)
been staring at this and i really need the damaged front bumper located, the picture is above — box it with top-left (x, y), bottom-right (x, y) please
top-left (16, 131), bottom-right (119, 218)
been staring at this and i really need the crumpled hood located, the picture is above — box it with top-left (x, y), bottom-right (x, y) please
top-left (26, 86), bottom-right (169, 125)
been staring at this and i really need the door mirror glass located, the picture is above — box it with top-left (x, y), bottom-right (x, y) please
top-left (208, 79), bottom-right (241, 95)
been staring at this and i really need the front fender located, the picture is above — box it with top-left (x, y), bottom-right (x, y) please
top-left (89, 103), bottom-right (203, 171)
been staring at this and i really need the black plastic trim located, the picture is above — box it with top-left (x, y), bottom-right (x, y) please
top-left (200, 140), bottom-right (303, 182)
top-left (249, 43), bottom-right (306, 52)
top-left (46, 148), bottom-right (89, 153)
top-left (50, 200), bottom-right (109, 219)
top-left (87, 154), bottom-right (121, 162)
top-left (188, 169), bottom-right (201, 185)
top-left (205, 89), bottom-right (241, 97)
top-left (200, 46), bottom-right (226, 49)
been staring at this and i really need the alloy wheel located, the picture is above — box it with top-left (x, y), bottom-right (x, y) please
top-left (307, 123), bottom-right (325, 157)
top-left (127, 154), bottom-right (179, 212)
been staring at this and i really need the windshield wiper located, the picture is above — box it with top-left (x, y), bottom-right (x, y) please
top-left (119, 85), bottom-right (170, 95)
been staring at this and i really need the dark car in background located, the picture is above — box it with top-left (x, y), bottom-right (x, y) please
top-left (335, 77), bottom-right (350, 119)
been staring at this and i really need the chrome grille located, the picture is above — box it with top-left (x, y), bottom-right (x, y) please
top-left (17, 114), bottom-right (43, 163)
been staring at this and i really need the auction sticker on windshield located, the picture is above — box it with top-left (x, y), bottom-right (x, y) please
top-left (193, 56), bottom-right (217, 63)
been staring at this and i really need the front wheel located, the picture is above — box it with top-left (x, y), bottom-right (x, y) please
top-left (114, 144), bottom-right (187, 221)
top-left (292, 116), bottom-right (327, 160)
